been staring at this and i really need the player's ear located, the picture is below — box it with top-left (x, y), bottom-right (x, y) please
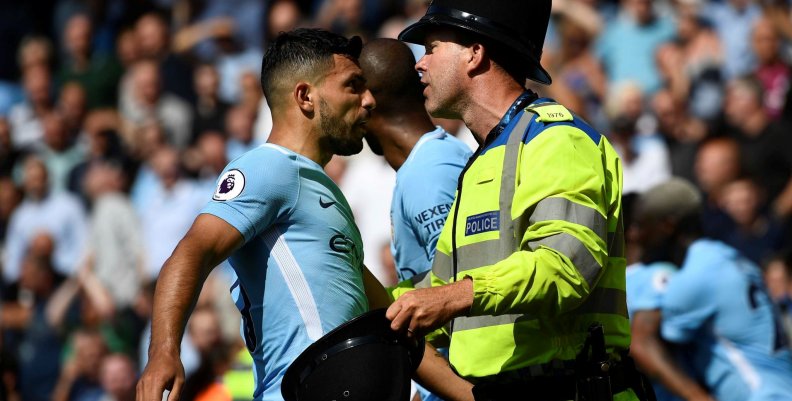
top-left (294, 82), bottom-right (315, 113)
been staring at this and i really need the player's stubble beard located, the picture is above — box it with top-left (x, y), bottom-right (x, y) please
top-left (319, 98), bottom-right (364, 156)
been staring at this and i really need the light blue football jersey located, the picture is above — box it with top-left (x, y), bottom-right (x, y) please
top-left (390, 127), bottom-right (471, 281)
top-left (390, 128), bottom-right (470, 401)
top-left (201, 143), bottom-right (369, 401)
top-left (626, 262), bottom-right (683, 401)
top-left (661, 239), bottom-right (792, 401)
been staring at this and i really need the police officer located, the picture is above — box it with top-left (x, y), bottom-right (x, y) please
top-left (385, 1), bottom-right (641, 400)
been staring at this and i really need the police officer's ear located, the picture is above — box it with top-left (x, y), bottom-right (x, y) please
top-left (294, 81), bottom-right (315, 115)
top-left (465, 42), bottom-right (488, 76)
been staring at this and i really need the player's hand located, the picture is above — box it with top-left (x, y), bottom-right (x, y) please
top-left (136, 350), bottom-right (185, 401)
top-left (386, 277), bottom-right (474, 338)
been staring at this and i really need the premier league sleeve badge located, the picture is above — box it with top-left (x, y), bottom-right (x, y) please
top-left (213, 169), bottom-right (246, 201)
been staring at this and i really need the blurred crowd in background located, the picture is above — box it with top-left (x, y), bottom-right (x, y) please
top-left (2, 0), bottom-right (792, 400)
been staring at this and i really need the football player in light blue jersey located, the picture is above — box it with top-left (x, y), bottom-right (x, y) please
top-left (359, 38), bottom-right (472, 401)
top-left (655, 181), bottom-right (792, 401)
top-left (626, 180), bottom-right (715, 401)
top-left (137, 29), bottom-right (474, 401)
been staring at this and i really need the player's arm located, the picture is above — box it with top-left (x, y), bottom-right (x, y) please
top-left (136, 214), bottom-right (244, 401)
top-left (630, 310), bottom-right (714, 401)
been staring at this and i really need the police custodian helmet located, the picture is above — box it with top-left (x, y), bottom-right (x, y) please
top-left (398, 0), bottom-right (553, 85)
top-left (281, 308), bottom-right (425, 401)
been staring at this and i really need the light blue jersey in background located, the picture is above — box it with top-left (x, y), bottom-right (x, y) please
top-left (661, 239), bottom-right (792, 401)
top-left (390, 128), bottom-right (471, 401)
top-left (625, 261), bottom-right (683, 401)
top-left (202, 143), bottom-right (369, 401)
top-left (390, 128), bottom-right (471, 281)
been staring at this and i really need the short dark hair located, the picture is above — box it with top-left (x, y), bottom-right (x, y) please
top-left (260, 28), bottom-right (362, 107)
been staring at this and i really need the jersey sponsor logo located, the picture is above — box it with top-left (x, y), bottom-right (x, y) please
top-left (465, 211), bottom-right (499, 236)
top-left (329, 233), bottom-right (356, 254)
top-left (319, 197), bottom-right (336, 208)
top-left (213, 169), bottom-right (245, 201)
top-left (414, 203), bottom-right (452, 237)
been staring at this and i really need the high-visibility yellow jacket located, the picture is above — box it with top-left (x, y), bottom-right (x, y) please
top-left (393, 93), bottom-right (630, 380)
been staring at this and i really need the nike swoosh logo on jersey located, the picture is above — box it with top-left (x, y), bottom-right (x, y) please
top-left (319, 197), bottom-right (336, 208)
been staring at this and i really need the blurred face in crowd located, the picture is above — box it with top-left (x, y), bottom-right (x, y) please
top-left (65, 14), bottom-right (92, 59)
top-left (73, 332), bottom-right (108, 382)
top-left (197, 132), bottom-right (227, 174)
top-left (752, 18), bottom-right (780, 65)
top-left (135, 14), bottom-right (169, 58)
top-left (724, 79), bottom-right (763, 125)
top-left (0, 118), bottom-right (11, 151)
top-left (764, 259), bottom-right (792, 301)
top-left (18, 37), bottom-right (52, 71)
top-left (116, 28), bottom-right (140, 67)
top-left (625, 0), bottom-right (654, 25)
top-left (719, 179), bottom-right (761, 228)
top-left (22, 157), bottom-right (49, 200)
top-left (226, 106), bottom-right (256, 143)
top-left (558, 17), bottom-right (591, 59)
top-left (188, 308), bottom-right (223, 355)
top-left (23, 65), bottom-right (52, 108)
top-left (151, 147), bottom-right (181, 189)
top-left (0, 177), bottom-right (21, 221)
top-left (133, 61), bottom-right (162, 106)
top-left (195, 64), bottom-right (220, 99)
top-left (316, 54), bottom-right (375, 156)
top-left (415, 28), bottom-right (470, 119)
top-left (694, 139), bottom-right (741, 195)
top-left (58, 82), bottom-right (87, 131)
top-left (268, 0), bottom-right (302, 40)
top-left (43, 112), bottom-right (69, 151)
top-left (100, 355), bottom-right (137, 398)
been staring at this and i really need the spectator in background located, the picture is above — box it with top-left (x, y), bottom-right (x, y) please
top-left (16, 35), bottom-right (54, 73)
top-left (114, 27), bottom-right (140, 70)
top-left (224, 105), bottom-right (258, 161)
top-left (718, 177), bottom-right (786, 265)
top-left (128, 121), bottom-right (167, 211)
top-left (191, 64), bottom-right (230, 144)
top-left (134, 12), bottom-right (194, 103)
top-left (751, 16), bottom-right (791, 121)
top-left (38, 111), bottom-right (85, 193)
top-left (81, 160), bottom-right (144, 311)
top-left (120, 60), bottom-right (192, 150)
top-left (57, 81), bottom-right (88, 140)
top-left (706, 0), bottom-right (762, 80)
top-left (606, 82), bottom-right (672, 194)
top-left (723, 75), bottom-right (792, 217)
top-left (67, 120), bottom-right (125, 202)
top-left (652, 89), bottom-right (708, 183)
top-left (9, 64), bottom-right (53, 150)
top-left (138, 146), bottom-right (204, 283)
top-left (0, 177), bottom-right (22, 246)
top-left (693, 137), bottom-right (742, 240)
top-left (52, 329), bottom-right (108, 401)
top-left (596, 0), bottom-right (675, 95)
top-left (0, 118), bottom-right (22, 177)
top-left (56, 13), bottom-right (122, 110)
top-left (763, 253), bottom-right (792, 345)
top-left (2, 243), bottom-right (63, 401)
top-left (656, 1), bottom-right (724, 121)
top-left (186, 131), bottom-right (229, 195)
top-left (98, 354), bottom-right (136, 401)
top-left (544, 0), bottom-right (608, 127)
top-left (265, 0), bottom-right (304, 45)
top-left (3, 156), bottom-right (87, 284)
